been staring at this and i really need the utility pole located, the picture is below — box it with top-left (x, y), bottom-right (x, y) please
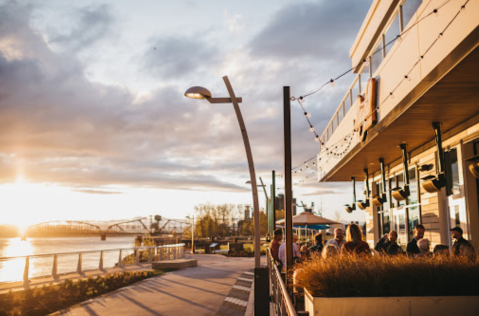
top-left (283, 87), bottom-right (293, 287)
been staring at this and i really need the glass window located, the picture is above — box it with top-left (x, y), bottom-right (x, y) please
top-left (450, 149), bottom-right (461, 194)
top-left (454, 205), bottom-right (460, 226)
top-left (360, 66), bottom-right (370, 95)
top-left (397, 173), bottom-right (406, 207)
top-left (384, 177), bottom-right (390, 210)
top-left (408, 168), bottom-right (418, 205)
top-left (402, 0), bottom-right (423, 30)
top-left (384, 14), bottom-right (400, 55)
top-left (390, 178), bottom-right (397, 209)
top-left (408, 206), bottom-right (420, 240)
top-left (382, 211), bottom-right (391, 234)
top-left (370, 41), bottom-right (383, 75)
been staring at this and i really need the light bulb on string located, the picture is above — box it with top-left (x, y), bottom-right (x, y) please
top-left (433, 9), bottom-right (440, 18)
top-left (304, 111), bottom-right (312, 118)
top-left (390, 92), bottom-right (395, 99)
top-left (405, 75), bottom-right (411, 82)
top-left (315, 136), bottom-right (320, 142)
top-left (461, 5), bottom-right (466, 10)
top-left (309, 126), bottom-right (315, 132)
top-left (363, 59), bottom-right (369, 67)
top-left (299, 96), bottom-right (305, 102)
top-left (396, 35), bottom-right (402, 43)
top-left (330, 79), bottom-right (335, 87)
top-left (438, 33), bottom-right (443, 39)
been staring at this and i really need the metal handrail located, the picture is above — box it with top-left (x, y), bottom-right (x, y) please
top-left (0, 243), bottom-right (185, 284)
top-left (0, 243), bottom-right (185, 260)
top-left (267, 248), bottom-right (297, 316)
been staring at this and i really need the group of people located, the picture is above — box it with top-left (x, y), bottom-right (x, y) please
top-left (270, 223), bottom-right (371, 266)
top-left (269, 222), bottom-right (477, 267)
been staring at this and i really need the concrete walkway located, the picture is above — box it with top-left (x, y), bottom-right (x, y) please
top-left (55, 254), bottom-right (258, 316)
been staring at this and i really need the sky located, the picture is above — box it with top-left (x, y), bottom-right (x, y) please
top-left (0, 0), bottom-right (372, 226)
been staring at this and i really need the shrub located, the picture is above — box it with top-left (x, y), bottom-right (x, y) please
top-left (294, 254), bottom-right (479, 297)
top-left (0, 270), bottom-right (164, 316)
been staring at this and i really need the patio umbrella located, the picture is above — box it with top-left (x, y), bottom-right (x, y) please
top-left (275, 211), bottom-right (341, 226)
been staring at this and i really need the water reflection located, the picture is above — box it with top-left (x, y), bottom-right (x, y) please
top-left (0, 238), bottom-right (34, 283)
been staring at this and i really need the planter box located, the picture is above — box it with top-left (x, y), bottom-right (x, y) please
top-left (304, 288), bottom-right (479, 316)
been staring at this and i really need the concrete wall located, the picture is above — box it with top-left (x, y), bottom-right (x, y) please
top-left (305, 289), bottom-right (479, 316)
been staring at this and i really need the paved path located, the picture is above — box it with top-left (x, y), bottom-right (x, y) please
top-left (55, 254), bottom-right (258, 316)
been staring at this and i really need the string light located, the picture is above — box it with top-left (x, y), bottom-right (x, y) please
top-left (309, 126), bottom-right (315, 132)
top-left (291, 1), bottom-right (466, 179)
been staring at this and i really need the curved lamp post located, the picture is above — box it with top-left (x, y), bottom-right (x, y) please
top-left (184, 76), bottom-right (261, 269)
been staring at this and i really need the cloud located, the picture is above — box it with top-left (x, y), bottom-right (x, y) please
top-left (49, 5), bottom-right (114, 52)
top-left (73, 189), bottom-right (123, 195)
top-left (143, 35), bottom-right (217, 80)
top-left (0, 0), bottom-right (372, 203)
top-left (224, 11), bottom-right (246, 34)
top-left (249, 0), bottom-right (371, 62)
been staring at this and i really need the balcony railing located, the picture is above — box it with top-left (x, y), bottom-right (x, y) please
top-left (318, 73), bottom-right (363, 151)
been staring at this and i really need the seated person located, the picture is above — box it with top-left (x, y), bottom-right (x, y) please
top-left (269, 229), bottom-right (283, 264)
top-left (417, 238), bottom-right (431, 257)
top-left (278, 234), bottom-right (301, 267)
top-left (451, 227), bottom-right (470, 256)
top-left (459, 243), bottom-right (477, 262)
top-left (340, 224), bottom-right (371, 258)
top-left (433, 244), bottom-right (450, 257)
top-left (406, 224), bottom-right (425, 256)
top-left (322, 244), bottom-right (339, 260)
top-left (309, 233), bottom-right (324, 254)
top-left (374, 230), bottom-right (403, 256)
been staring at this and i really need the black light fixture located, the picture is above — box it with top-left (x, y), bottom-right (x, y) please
top-left (418, 164), bottom-right (434, 172)
top-left (466, 154), bottom-right (479, 180)
top-left (345, 177), bottom-right (357, 213)
top-left (357, 169), bottom-right (370, 210)
top-left (372, 158), bottom-right (388, 207)
top-left (421, 122), bottom-right (447, 193)
top-left (392, 144), bottom-right (411, 201)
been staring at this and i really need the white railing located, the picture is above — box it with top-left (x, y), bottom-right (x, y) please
top-left (0, 243), bottom-right (185, 284)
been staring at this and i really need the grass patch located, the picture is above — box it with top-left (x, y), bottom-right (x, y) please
top-left (294, 254), bottom-right (479, 297)
top-left (0, 270), bottom-right (164, 316)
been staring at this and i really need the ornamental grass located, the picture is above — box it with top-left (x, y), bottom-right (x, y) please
top-left (294, 254), bottom-right (479, 298)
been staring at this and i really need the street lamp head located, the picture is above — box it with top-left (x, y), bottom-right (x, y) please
top-left (184, 86), bottom-right (212, 100)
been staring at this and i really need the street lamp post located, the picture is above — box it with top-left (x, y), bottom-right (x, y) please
top-left (186, 215), bottom-right (195, 254)
top-left (185, 76), bottom-right (268, 315)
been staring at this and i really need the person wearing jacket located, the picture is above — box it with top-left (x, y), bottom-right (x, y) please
top-left (375, 230), bottom-right (403, 255)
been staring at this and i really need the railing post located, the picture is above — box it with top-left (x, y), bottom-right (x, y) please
top-left (52, 254), bottom-right (58, 277)
top-left (148, 248), bottom-right (153, 263)
top-left (99, 251), bottom-right (104, 270)
top-left (23, 256), bottom-right (29, 283)
top-left (135, 249), bottom-right (139, 264)
top-left (118, 249), bottom-right (123, 267)
top-left (77, 253), bottom-right (82, 274)
top-left (159, 247), bottom-right (163, 262)
top-left (167, 247), bottom-right (170, 260)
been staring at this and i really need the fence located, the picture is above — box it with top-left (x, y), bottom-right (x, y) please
top-left (267, 248), bottom-right (298, 316)
top-left (0, 243), bottom-right (185, 284)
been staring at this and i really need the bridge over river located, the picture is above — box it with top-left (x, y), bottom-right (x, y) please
top-left (24, 216), bottom-right (191, 240)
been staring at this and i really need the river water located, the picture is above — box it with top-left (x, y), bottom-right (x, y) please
top-left (0, 237), bottom-right (136, 283)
